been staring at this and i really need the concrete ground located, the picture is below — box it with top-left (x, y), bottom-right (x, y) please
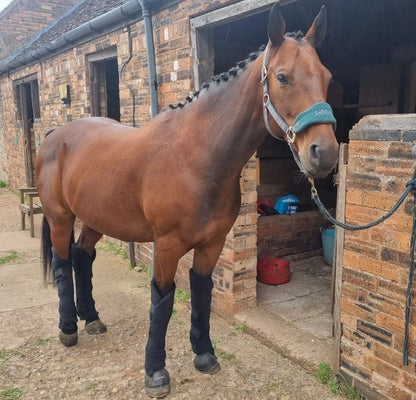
top-left (236, 257), bottom-right (336, 372)
top-left (0, 188), bottom-right (341, 399)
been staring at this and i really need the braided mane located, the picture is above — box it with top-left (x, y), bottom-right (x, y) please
top-left (166, 44), bottom-right (266, 111)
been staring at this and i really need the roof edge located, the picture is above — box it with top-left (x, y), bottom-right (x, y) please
top-left (0, 0), bottom-right (150, 76)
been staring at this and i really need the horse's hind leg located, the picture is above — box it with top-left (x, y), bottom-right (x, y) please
top-left (72, 224), bottom-right (106, 335)
top-left (49, 216), bottom-right (78, 347)
top-left (190, 237), bottom-right (226, 374)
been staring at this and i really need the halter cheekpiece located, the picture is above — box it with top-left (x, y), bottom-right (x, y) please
top-left (261, 44), bottom-right (337, 144)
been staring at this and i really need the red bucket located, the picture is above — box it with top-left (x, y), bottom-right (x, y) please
top-left (257, 256), bottom-right (290, 285)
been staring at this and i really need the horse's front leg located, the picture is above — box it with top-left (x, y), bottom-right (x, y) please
top-left (145, 239), bottom-right (184, 398)
top-left (190, 237), bottom-right (226, 374)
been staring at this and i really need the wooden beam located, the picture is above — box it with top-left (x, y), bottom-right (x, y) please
top-left (331, 142), bottom-right (348, 371)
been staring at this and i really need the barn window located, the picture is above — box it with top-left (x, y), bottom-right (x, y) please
top-left (14, 75), bottom-right (40, 124)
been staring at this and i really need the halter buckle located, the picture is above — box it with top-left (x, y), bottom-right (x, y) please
top-left (286, 127), bottom-right (296, 144)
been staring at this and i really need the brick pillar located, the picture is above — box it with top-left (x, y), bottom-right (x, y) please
top-left (340, 114), bottom-right (416, 400)
top-left (211, 156), bottom-right (258, 315)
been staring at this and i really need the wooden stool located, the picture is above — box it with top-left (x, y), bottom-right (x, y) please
top-left (18, 188), bottom-right (43, 237)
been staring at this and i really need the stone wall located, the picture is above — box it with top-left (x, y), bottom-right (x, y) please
top-left (340, 114), bottom-right (416, 400)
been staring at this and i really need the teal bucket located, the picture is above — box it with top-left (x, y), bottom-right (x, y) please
top-left (321, 228), bottom-right (335, 266)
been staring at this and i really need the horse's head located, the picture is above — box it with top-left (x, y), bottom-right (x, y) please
top-left (263, 2), bottom-right (339, 179)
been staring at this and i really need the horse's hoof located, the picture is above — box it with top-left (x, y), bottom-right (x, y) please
top-left (145, 368), bottom-right (170, 398)
top-left (194, 353), bottom-right (221, 374)
top-left (59, 330), bottom-right (78, 347)
top-left (85, 319), bottom-right (107, 335)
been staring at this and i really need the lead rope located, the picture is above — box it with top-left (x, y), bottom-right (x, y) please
top-left (308, 170), bottom-right (416, 365)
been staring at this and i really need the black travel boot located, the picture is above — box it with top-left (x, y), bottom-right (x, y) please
top-left (145, 280), bottom-right (175, 398)
top-left (72, 244), bottom-right (106, 334)
top-left (52, 247), bottom-right (78, 346)
top-left (189, 268), bottom-right (220, 374)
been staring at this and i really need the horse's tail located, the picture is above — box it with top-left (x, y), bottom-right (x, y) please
top-left (40, 216), bottom-right (54, 284)
top-left (41, 216), bottom-right (74, 284)
top-left (41, 216), bottom-right (53, 284)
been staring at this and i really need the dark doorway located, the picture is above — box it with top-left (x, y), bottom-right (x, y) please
top-left (14, 75), bottom-right (40, 187)
top-left (89, 49), bottom-right (120, 121)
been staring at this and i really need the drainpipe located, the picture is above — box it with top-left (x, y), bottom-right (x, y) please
top-left (138, 0), bottom-right (158, 118)
top-left (129, 0), bottom-right (159, 270)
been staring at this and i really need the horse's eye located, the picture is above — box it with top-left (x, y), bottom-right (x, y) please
top-left (277, 73), bottom-right (289, 84)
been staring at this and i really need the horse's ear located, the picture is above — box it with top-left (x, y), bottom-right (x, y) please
top-left (305, 5), bottom-right (327, 48)
top-left (268, 2), bottom-right (286, 48)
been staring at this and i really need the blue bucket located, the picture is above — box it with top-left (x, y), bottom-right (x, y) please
top-left (321, 228), bottom-right (335, 266)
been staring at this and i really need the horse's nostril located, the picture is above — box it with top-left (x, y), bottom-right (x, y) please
top-left (310, 144), bottom-right (319, 161)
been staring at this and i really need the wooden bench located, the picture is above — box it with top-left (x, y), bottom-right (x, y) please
top-left (18, 187), bottom-right (43, 237)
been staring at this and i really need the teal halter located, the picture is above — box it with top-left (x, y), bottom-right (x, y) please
top-left (261, 45), bottom-right (336, 145)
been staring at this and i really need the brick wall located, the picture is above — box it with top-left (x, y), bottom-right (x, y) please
top-left (0, 0), bottom-right (78, 59)
top-left (340, 114), bottom-right (416, 400)
top-left (0, 85), bottom-right (7, 183)
top-left (257, 210), bottom-right (330, 261)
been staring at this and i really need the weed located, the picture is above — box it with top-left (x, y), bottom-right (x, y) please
top-left (34, 337), bottom-right (53, 346)
top-left (0, 251), bottom-right (18, 265)
top-left (328, 377), bottom-right (340, 394)
top-left (133, 263), bottom-right (152, 277)
top-left (317, 362), bottom-right (365, 400)
top-left (338, 373), bottom-right (365, 400)
top-left (233, 324), bottom-right (248, 334)
top-left (211, 340), bottom-right (235, 361)
top-left (0, 181), bottom-right (6, 188)
top-left (0, 349), bottom-right (9, 367)
top-left (84, 382), bottom-right (98, 391)
top-left (317, 362), bottom-right (331, 384)
top-left (1, 388), bottom-right (23, 400)
top-left (216, 348), bottom-right (236, 361)
top-left (175, 289), bottom-right (190, 303)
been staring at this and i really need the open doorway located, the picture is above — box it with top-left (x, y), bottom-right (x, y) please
top-left (88, 47), bottom-right (121, 121)
top-left (14, 74), bottom-right (40, 187)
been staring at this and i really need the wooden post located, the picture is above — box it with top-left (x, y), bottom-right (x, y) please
top-left (331, 143), bottom-right (348, 371)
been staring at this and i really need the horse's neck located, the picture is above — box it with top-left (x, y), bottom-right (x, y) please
top-left (187, 59), bottom-right (266, 179)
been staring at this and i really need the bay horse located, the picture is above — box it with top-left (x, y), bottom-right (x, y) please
top-left (36, 2), bottom-right (338, 398)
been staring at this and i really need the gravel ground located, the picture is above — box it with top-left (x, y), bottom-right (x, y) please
top-left (0, 188), bottom-right (343, 399)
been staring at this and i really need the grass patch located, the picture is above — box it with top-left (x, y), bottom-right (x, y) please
top-left (34, 337), bottom-right (53, 346)
top-left (317, 362), bottom-right (331, 384)
top-left (1, 388), bottom-right (23, 400)
top-left (84, 382), bottom-right (99, 392)
top-left (216, 348), bottom-right (236, 361)
top-left (0, 251), bottom-right (18, 265)
top-left (212, 340), bottom-right (235, 361)
top-left (0, 349), bottom-right (9, 368)
top-left (0, 181), bottom-right (6, 188)
top-left (98, 243), bottom-right (128, 260)
top-left (175, 289), bottom-right (190, 303)
top-left (233, 324), bottom-right (248, 334)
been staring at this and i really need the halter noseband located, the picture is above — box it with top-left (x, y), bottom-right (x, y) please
top-left (261, 44), bottom-right (337, 146)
